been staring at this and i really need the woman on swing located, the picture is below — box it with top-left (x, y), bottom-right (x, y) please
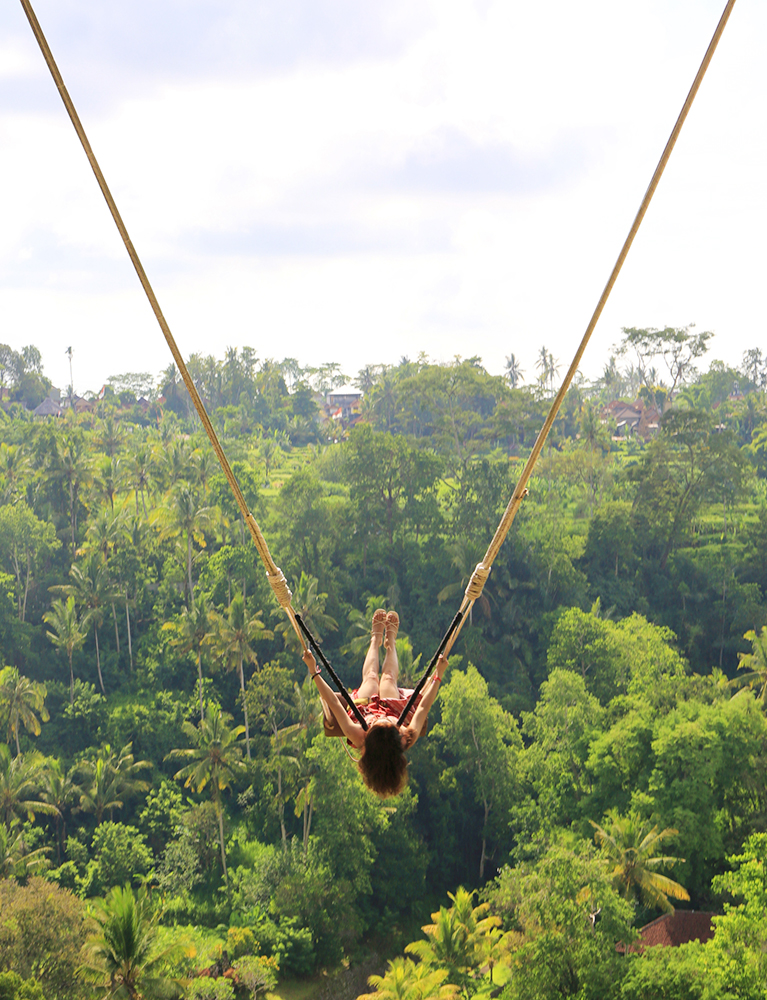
top-left (302, 610), bottom-right (448, 798)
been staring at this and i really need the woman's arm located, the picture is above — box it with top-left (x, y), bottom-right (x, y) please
top-left (303, 649), bottom-right (366, 747)
top-left (402, 654), bottom-right (448, 748)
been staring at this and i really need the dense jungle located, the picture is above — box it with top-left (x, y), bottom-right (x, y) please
top-left (2, 327), bottom-right (767, 1000)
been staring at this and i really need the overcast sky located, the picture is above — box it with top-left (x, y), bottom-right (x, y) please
top-left (1, 0), bottom-right (764, 396)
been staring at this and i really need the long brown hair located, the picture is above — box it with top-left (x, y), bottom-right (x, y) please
top-left (357, 723), bottom-right (408, 798)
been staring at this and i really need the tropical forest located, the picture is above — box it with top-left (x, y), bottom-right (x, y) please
top-left (1, 326), bottom-right (767, 1000)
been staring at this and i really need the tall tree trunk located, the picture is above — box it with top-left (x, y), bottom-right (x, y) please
top-left (277, 763), bottom-right (287, 850)
top-left (125, 596), bottom-right (133, 671)
top-left (11, 548), bottom-right (23, 621)
top-left (239, 657), bottom-right (251, 760)
top-left (22, 552), bottom-right (30, 623)
top-left (303, 788), bottom-right (314, 854)
top-left (216, 798), bottom-right (228, 889)
top-left (94, 626), bottom-right (105, 694)
top-left (197, 650), bottom-right (204, 721)
top-left (68, 651), bottom-right (74, 706)
top-left (479, 798), bottom-right (490, 882)
top-left (111, 602), bottom-right (120, 655)
top-left (187, 531), bottom-right (194, 608)
top-left (55, 815), bottom-right (63, 864)
top-left (69, 481), bottom-right (76, 553)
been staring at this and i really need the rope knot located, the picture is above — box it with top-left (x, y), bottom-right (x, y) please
top-left (465, 563), bottom-right (491, 601)
top-left (267, 569), bottom-right (293, 608)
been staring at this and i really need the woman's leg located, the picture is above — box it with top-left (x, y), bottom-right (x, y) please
top-left (379, 613), bottom-right (400, 699)
top-left (357, 611), bottom-right (385, 698)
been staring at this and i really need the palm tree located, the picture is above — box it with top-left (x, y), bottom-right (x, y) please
top-left (165, 705), bottom-right (246, 888)
top-left (0, 442), bottom-right (32, 503)
top-left (287, 755), bottom-right (317, 856)
top-left (211, 595), bottom-right (272, 760)
top-left (246, 664), bottom-right (299, 850)
top-left (273, 572), bottom-right (338, 654)
top-left (81, 884), bottom-right (182, 1000)
top-left (40, 758), bottom-right (81, 862)
top-left (92, 455), bottom-right (123, 512)
top-left (44, 596), bottom-right (87, 706)
top-left (590, 809), bottom-right (690, 913)
top-left (474, 926), bottom-right (518, 986)
top-left (535, 346), bottom-right (560, 396)
top-left (49, 433), bottom-right (93, 552)
top-left (154, 484), bottom-right (214, 607)
top-left (732, 626), bottom-right (767, 704)
top-left (51, 554), bottom-right (118, 695)
top-left (77, 743), bottom-right (151, 825)
top-left (96, 414), bottom-right (125, 457)
top-left (406, 888), bottom-right (499, 985)
top-left (257, 433), bottom-right (281, 485)
top-left (164, 597), bottom-right (215, 722)
top-left (153, 438), bottom-right (190, 492)
top-left (0, 666), bottom-right (49, 756)
top-left (0, 821), bottom-right (50, 879)
top-left (85, 507), bottom-right (128, 561)
top-left (504, 353), bottom-right (524, 388)
top-left (189, 448), bottom-right (217, 495)
top-left (129, 445), bottom-right (153, 516)
top-left (77, 756), bottom-right (123, 824)
top-left (84, 509), bottom-right (129, 656)
top-left (0, 745), bottom-right (58, 829)
top-left (359, 956), bottom-right (458, 1000)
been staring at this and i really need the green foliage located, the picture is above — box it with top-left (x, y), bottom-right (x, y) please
top-left (704, 833), bottom-right (767, 999)
top-left (186, 978), bottom-right (235, 1000)
top-left (434, 666), bottom-right (522, 882)
top-left (589, 809), bottom-right (690, 912)
top-left (519, 670), bottom-right (603, 836)
top-left (0, 878), bottom-right (87, 1000)
top-left (547, 608), bottom-right (687, 705)
top-left (0, 503), bottom-right (60, 623)
top-left (0, 668), bottom-right (49, 756)
top-left (76, 822), bottom-right (154, 896)
top-left (619, 942), bottom-right (708, 1000)
top-left (139, 778), bottom-right (185, 853)
top-left (81, 884), bottom-right (184, 999)
top-left (3, 346), bottom-right (767, 992)
top-left (734, 625), bottom-right (767, 703)
top-left (233, 954), bottom-right (279, 997)
top-left (492, 840), bottom-right (635, 1000)
top-left (166, 705), bottom-right (246, 887)
top-left (0, 971), bottom-right (46, 1000)
top-left (405, 886), bottom-right (501, 993)
top-left (226, 925), bottom-right (257, 958)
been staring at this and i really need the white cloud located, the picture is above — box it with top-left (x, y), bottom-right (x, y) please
top-left (0, 0), bottom-right (764, 394)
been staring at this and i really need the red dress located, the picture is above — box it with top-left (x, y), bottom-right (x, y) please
top-left (349, 687), bottom-right (422, 728)
top-left (323, 687), bottom-right (424, 739)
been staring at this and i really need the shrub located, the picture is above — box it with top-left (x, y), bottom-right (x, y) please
top-left (0, 971), bottom-right (46, 1000)
top-left (0, 879), bottom-right (86, 1000)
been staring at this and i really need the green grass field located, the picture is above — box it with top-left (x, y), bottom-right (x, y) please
top-left (265, 979), bottom-right (323, 1000)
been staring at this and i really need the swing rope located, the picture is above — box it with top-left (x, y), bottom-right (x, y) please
top-left (19, 0), bottom-right (308, 654)
top-left (22, 0), bottom-right (737, 723)
top-left (398, 0), bottom-right (737, 719)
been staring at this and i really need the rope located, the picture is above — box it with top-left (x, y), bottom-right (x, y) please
top-left (19, 0), bottom-right (307, 652)
top-left (436, 0), bottom-right (738, 660)
top-left (295, 615), bottom-right (368, 730)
